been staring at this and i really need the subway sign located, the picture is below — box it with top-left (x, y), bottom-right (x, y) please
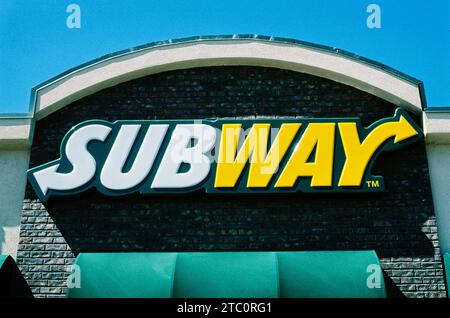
top-left (28, 108), bottom-right (422, 202)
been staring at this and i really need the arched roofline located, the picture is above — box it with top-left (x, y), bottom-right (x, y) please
top-left (27, 34), bottom-right (425, 120)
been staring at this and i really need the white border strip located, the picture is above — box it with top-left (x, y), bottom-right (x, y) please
top-left (423, 112), bottom-right (450, 144)
top-left (34, 40), bottom-right (423, 119)
top-left (0, 118), bottom-right (33, 149)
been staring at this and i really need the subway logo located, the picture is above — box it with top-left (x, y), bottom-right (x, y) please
top-left (28, 108), bottom-right (422, 202)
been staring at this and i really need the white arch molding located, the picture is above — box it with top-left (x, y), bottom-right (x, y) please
top-left (31, 37), bottom-right (425, 120)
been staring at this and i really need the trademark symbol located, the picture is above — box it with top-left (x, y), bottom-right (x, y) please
top-left (366, 180), bottom-right (380, 188)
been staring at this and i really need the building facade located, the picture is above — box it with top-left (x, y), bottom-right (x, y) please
top-left (0, 35), bottom-right (449, 298)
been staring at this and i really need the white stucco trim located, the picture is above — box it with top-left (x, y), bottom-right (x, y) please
top-left (34, 40), bottom-right (423, 120)
top-left (0, 118), bottom-right (33, 149)
top-left (423, 111), bottom-right (450, 144)
top-left (0, 149), bottom-right (30, 259)
top-left (424, 110), bottom-right (450, 254)
top-left (426, 144), bottom-right (450, 254)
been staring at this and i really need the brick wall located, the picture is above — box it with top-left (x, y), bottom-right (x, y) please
top-left (17, 66), bottom-right (446, 298)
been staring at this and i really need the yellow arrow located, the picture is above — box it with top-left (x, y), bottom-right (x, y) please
top-left (338, 115), bottom-right (419, 186)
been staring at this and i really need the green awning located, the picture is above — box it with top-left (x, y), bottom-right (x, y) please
top-left (67, 251), bottom-right (386, 298)
top-left (444, 253), bottom-right (450, 298)
top-left (173, 252), bottom-right (279, 297)
top-left (277, 251), bottom-right (384, 297)
top-left (0, 254), bottom-right (32, 298)
top-left (68, 253), bottom-right (177, 298)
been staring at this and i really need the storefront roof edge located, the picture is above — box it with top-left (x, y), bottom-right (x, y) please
top-left (423, 109), bottom-right (450, 144)
top-left (0, 117), bottom-right (34, 149)
top-left (31, 34), bottom-right (423, 93)
top-left (23, 34), bottom-right (426, 119)
top-left (424, 107), bottom-right (450, 113)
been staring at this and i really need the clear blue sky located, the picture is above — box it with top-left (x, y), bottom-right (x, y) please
top-left (0, 0), bottom-right (449, 114)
